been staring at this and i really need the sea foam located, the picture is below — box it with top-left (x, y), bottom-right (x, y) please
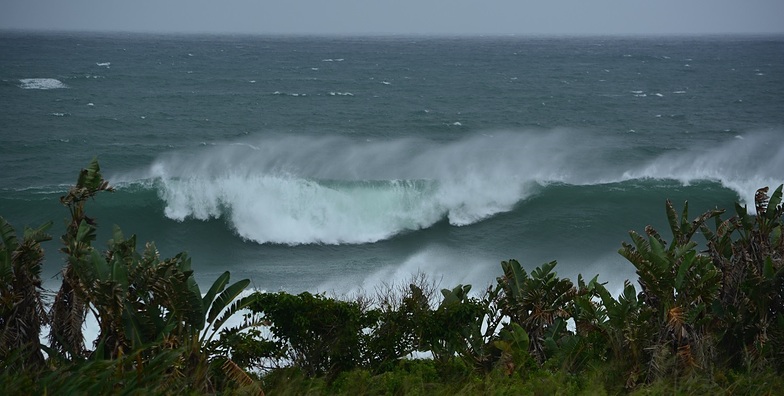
top-left (19, 78), bottom-right (68, 90)
top-left (622, 131), bottom-right (784, 205)
top-left (119, 129), bottom-right (783, 246)
top-left (124, 130), bottom-right (610, 245)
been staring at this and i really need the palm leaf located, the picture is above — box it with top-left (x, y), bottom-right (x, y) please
top-left (202, 271), bottom-right (230, 314)
top-left (0, 220), bottom-right (17, 284)
top-left (207, 279), bottom-right (251, 325)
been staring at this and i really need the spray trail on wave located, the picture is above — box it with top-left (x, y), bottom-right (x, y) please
top-left (623, 131), bottom-right (784, 205)
top-left (114, 129), bottom-right (782, 245)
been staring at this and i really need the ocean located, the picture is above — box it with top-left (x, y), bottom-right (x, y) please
top-left (1, 32), bottom-right (783, 296)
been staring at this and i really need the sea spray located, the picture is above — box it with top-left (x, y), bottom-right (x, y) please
top-left (622, 130), bottom-right (784, 205)
top-left (112, 129), bottom-right (784, 245)
top-left (123, 130), bottom-right (618, 245)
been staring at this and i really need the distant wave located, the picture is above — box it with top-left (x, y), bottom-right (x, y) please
top-left (19, 78), bottom-right (68, 90)
top-left (113, 130), bottom-right (783, 246)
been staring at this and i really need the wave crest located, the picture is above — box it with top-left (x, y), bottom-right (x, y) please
top-left (116, 129), bottom-right (783, 245)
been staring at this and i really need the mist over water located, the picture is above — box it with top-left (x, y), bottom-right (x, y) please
top-left (1, 33), bottom-right (782, 295)
top-left (111, 129), bottom-right (783, 249)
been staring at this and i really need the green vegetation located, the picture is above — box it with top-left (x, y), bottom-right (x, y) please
top-left (1, 159), bottom-right (782, 395)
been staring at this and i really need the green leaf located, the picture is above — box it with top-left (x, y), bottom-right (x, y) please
top-left (123, 303), bottom-right (145, 350)
top-left (765, 184), bottom-right (783, 220)
top-left (207, 278), bottom-right (251, 324)
top-left (75, 219), bottom-right (96, 244)
top-left (763, 256), bottom-right (775, 279)
top-left (0, 217), bottom-right (18, 278)
top-left (648, 235), bottom-right (669, 270)
top-left (675, 250), bottom-right (696, 290)
top-left (23, 221), bottom-right (53, 244)
top-left (666, 200), bottom-right (680, 238)
top-left (203, 271), bottom-right (231, 314)
top-left (680, 201), bottom-right (691, 235)
top-left (90, 249), bottom-right (110, 281)
top-left (210, 294), bottom-right (257, 333)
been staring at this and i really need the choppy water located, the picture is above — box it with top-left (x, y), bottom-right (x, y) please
top-left (2, 32), bottom-right (783, 294)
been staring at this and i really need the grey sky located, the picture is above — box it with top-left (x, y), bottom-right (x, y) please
top-left (2, 0), bottom-right (783, 36)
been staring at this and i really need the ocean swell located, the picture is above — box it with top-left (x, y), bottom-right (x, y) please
top-left (115, 129), bottom-right (783, 245)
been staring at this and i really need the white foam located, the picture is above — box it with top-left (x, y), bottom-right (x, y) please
top-left (273, 91), bottom-right (306, 97)
top-left (120, 131), bottom-right (620, 245)
top-left (96, 62), bottom-right (111, 67)
top-left (621, 130), bottom-right (784, 205)
top-left (19, 78), bottom-right (67, 90)
top-left (117, 129), bottom-right (783, 246)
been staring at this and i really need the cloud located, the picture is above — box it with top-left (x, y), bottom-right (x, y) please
top-left (2, 0), bottom-right (783, 35)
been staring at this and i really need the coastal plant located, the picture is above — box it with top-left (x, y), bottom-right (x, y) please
top-left (422, 284), bottom-right (486, 366)
top-left (248, 291), bottom-right (371, 378)
top-left (702, 185), bottom-right (784, 371)
top-left (0, 217), bottom-right (52, 371)
top-left (36, 159), bottom-right (260, 392)
top-left (364, 275), bottom-right (437, 372)
top-left (49, 157), bottom-right (114, 358)
top-left (619, 198), bottom-right (724, 380)
top-left (496, 259), bottom-right (576, 364)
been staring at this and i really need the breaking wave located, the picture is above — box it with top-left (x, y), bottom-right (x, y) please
top-left (113, 129), bottom-right (783, 245)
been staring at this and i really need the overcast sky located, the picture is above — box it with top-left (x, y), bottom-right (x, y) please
top-left (2, 0), bottom-right (783, 36)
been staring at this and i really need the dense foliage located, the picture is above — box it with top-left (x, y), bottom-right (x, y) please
top-left (1, 160), bottom-right (782, 395)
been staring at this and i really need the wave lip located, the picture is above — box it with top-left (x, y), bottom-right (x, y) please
top-left (19, 78), bottom-right (68, 90)
top-left (117, 129), bottom-right (783, 246)
top-left (156, 175), bottom-right (446, 245)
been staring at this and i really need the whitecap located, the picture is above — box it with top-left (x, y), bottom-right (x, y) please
top-left (87, 102), bottom-right (94, 106)
top-left (115, 129), bottom-right (783, 246)
top-left (673, 90), bottom-right (686, 94)
top-left (654, 93), bottom-right (664, 97)
top-left (452, 122), bottom-right (462, 126)
top-left (96, 62), bottom-right (111, 67)
top-left (381, 81), bottom-right (391, 85)
top-left (19, 78), bottom-right (67, 90)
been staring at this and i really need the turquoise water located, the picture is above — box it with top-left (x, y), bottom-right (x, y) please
top-left (2, 33), bottom-right (783, 293)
